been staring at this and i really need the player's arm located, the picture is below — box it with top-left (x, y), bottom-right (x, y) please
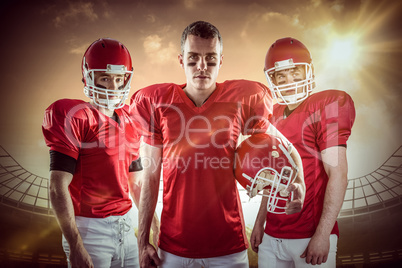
top-left (301, 146), bottom-right (348, 265)
top-left (128, 165), bottom-right (160, 249)
top-left (266, 124), bottom-right (305, 214)
top-left (137, 142), bottom-right (162, 268)
top-left (49, 170), bottom-right (93, 268)
top-left (250, 194), bottom-right (268, 253)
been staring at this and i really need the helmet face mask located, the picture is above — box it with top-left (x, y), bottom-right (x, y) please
top-left (235, 133), bottom-right (298, 214)
top-left (83, 63), bottom-right (133, 110)
top-left (250, 166), bottom-right (295, 214)
top-left (264, 38), bottom-right (315, 105)
top-left (265, 62), bottom-right (314, 105)
top-left (82, 38), bottom-right (133, 110)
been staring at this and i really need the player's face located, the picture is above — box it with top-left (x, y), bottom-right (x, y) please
top-left (272, 66), bottom-right (306, 96)
top-left (179, 35), bottom-right (223, 94)
top-left (93, 72), bottom-right (125, 101)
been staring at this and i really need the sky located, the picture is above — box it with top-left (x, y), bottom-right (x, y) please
top-left (0, 0), bottom-right (401, 181)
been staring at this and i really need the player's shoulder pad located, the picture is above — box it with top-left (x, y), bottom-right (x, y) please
top-left (131, 83), bottom-right (179, 103)
top-left (308, 89), bottom-right (354, 108)
top-left (46, 98), bottom-right (90, 120)
top-left (118, 104), bottom-right (130, 114)
top-left (221, 79), bottom-right (269, 96)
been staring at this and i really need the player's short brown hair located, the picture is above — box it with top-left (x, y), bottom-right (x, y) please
top-left (180, 21), bottom-right (223, 54)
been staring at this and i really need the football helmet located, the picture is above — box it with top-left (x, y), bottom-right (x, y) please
top-left (82, 38), bottom-right (133, 110)
top-left (264, 37), bottom-right (315, 105)
top-left (234, 133), bottom-right (298, 214)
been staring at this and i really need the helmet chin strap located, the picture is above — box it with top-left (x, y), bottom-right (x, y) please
top-left (97, 98), bottom-right (122, 110)
top-left (281, 92), bottom-right (306, 104)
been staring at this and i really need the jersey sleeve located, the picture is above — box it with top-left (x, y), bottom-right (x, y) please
top-left (49, 150), bottom-right (77, 174)
top-left (42, 101), bottom-right (85, 160)
top-left (316, 91), bottom-right (356, 150)
top-left (242, 82), bottom-right (273, 135)
top-left (130, 89), bottom-right (163, 146)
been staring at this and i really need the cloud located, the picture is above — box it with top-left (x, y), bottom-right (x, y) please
top-left (53, 2), bottom-right (98, 28)
top-left (239, 8), bottom-right (303, 40)
top-left (330, 0), bottom-right (345, 12)
top-left (143, 34), bottom-right (177, 64)
top-left (69, 43), bottom-right (90, 55)
top-left (144, 35), bottom-right (162, 53)
top-left (146, 14), bottom-right (156, 23)
top-left (311, 0), bottom-right (321, 8)
top-left (184, 0), bottom-right (203, 9)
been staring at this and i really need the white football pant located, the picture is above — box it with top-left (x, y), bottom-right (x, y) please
top-left (62, 208), bottom-right (139, 268)
top-left (258, 233), bottom-right (338, 268)
top-left (158, 248), bottom-right (249, 268)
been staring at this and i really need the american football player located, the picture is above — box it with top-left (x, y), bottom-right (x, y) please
top-left (131, 22), bottom-right (304, 268)
top-left (251, 37), bottom-right (356, 267)
top-left (42, 38), bottom-right (157, 268)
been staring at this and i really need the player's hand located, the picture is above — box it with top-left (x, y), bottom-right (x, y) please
top-left (139, 243), bottom-right (161, 268)
top-left (69, 242), bottom-right (94, 268)
top-left (250, 223), bottom-right (264, 253)
top-left (300, 233), bottom-right (330, 265)
top-left (285, 182), bottom-right (304, 215)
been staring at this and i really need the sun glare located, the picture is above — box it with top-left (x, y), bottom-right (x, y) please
top-left (328, 36), bottom-right (360, 68)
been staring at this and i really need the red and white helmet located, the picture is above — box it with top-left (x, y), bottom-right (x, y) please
top-left (235, 133), bottom-right (298, 214)
top-left (264, 37), bottom-right (315, 105)
top-left (82, 38), bottom-right (133, 110)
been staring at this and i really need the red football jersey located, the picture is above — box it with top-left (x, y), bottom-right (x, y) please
top-left (130, 80), bottom-right (272, 258)
top-left (267, 90), bottom-right (355, 238)
top-left (42, 99), bottom-right (140, 218)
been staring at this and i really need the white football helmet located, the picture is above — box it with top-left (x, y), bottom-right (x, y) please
top-left (264, 37), bottom-right (315, 105)
top-left (82, 38), bottom-right (133, 110)
top-left (235, 133), bottom-right (298, 214)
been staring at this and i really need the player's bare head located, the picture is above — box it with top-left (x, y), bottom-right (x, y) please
top-left (181, 21), bottom-right (222, 55)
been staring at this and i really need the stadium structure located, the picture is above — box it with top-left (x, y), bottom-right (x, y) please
top-left (0, 145), bottom-right (401, 267)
